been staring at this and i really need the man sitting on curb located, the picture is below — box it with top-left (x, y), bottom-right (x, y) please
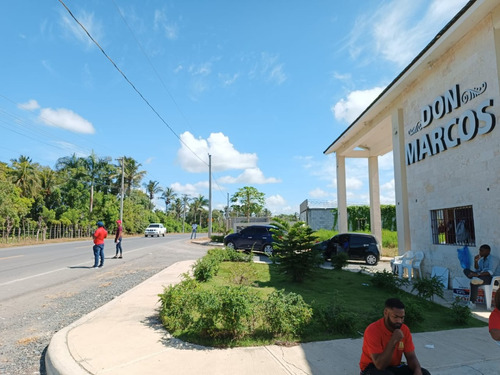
top-left (463, 244), bottom-right (499, 309)
top-left (359, 298), bottom-right (431, 375)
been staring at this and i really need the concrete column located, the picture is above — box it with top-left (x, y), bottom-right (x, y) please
top-left (368, 156), bottom-right (382, 245)
top-left (336, 155), bottom-right (348, 233)
top-left (392, 108), bottom-right (410, 254)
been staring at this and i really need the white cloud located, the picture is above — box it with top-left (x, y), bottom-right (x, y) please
top-left (219, 72), bottom-right (239, 86)
top-left (348, 0), bottom-right (469, 67)
top-left (39, 107), bottom-right (95, 134)
top-left (170, 181), bottom-right (208, 197)
top-left (266, 194), bottom-right (295, 215)
top-left (309, 188), bottom-right (331, 199)
top-left (154, 9), bottom-right (178, 40)
top-left (18, 99), bottom-right (40, 111)
top-left (177, 131), bottom-right (258, 173)
top-left (249, 52), bottom-right (287, 85)
top-left (59, 9), bottom-right (103, 48)
top-left (218, 168), bottom-right (281, 185)
top-left (332, 86), bottom-right (385, 124)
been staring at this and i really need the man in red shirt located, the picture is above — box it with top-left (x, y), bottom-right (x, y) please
top-left (489, 290), bottom-right (500, 346)
top-left (359, 298), bottom-right (430, 375)
top-left (92, 221), bottom-right (108, 268)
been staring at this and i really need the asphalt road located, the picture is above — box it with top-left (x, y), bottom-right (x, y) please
top-left (0, 234), bottom-right (209, 375)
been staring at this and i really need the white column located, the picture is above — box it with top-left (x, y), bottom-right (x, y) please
top-left (336, 155), bottom-right (348, 233)
top-left (392, 108), bottom-right (411, 254)
top-left (368, 156), bottom-right (382, 244)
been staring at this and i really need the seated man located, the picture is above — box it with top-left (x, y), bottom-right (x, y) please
top-left (360, 298), bottom-right (430, 375)
top-left (489, 289), bottom-right (500, 346)
top-left (463, 244), bottom-right (499, 308)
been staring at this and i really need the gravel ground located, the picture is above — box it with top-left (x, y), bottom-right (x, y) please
top-left (0, 264), bottom-right (170, 375)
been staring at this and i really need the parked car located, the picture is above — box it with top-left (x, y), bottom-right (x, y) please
top-left (144, 223), bottom-right (167, 237)
top-left (313, 232), bottom-right (380, 265)
top-left (223, 225), bottom-right (275, 256)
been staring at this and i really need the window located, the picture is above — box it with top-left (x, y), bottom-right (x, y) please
top-left (431, 205), bottom-right (475, 246)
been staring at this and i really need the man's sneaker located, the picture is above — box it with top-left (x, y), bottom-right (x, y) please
top-left (471, 277), bottom-right (484, 285)
top-left (468, 301), bottom-right (476, 309)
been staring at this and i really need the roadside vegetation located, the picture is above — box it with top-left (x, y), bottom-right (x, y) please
top-left (159, 230), bottom-right (485, 348)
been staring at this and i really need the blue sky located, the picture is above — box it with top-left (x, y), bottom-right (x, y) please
top-left (0, 0), bottom-right (469, 215)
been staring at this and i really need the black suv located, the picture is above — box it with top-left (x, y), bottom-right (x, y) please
top-left (223, 225), bottom-right (275, 256)
top-left (313, 233), bottom-right (380, 265)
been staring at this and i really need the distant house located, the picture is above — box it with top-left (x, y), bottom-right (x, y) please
top-left (299, 200), bottom-right (338, 231)
top-left (323, 0), bottom-right (500, 281)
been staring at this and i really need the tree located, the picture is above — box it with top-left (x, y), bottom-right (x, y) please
top-left (160, 187), bottom-right (177, 213)
top-left (82, 151), bottom-right (112, 213)
top-left (9, 155), bottom-right (41, 199)
top-left (231, 186), bottom-right (265, 222)
top-left (191, 194), bottom-right (208, 225)
top-left (123, 157), bottom-right (146, 196)
top-left (143, 180), bottom-right (163, 210)
top-left (271, 218), bottom-right (323, 282)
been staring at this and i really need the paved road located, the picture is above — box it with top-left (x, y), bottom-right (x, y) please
top-left (0, 234), bottom-right (208, 375)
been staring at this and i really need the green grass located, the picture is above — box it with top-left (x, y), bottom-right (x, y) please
top-left (201, 262), bottom-right (486, 344)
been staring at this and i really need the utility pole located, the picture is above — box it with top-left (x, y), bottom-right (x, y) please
top-left (208, 154), bottom-right (212, 238)
top-left (120, 156), bottom-right (124, 222)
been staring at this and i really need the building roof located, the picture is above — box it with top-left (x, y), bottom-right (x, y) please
top-left (323, 0), bottom-right (482, 158)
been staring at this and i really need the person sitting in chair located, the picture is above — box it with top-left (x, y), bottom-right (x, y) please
top-left (463, 244), bottom-right (499, 309)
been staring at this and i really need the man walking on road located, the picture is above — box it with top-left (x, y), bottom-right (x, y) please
top-left (113, 219), bottom-right (123, 259)
top-left (92, 221), bottom-right (108, 268)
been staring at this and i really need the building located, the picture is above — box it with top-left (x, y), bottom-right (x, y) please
top-left (324, 0), bottom-right (500, 281)
top-left (299, 199), bottom-right (338, 231)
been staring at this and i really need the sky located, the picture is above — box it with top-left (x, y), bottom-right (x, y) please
top-left (0, 0), bottom-right (470, 215)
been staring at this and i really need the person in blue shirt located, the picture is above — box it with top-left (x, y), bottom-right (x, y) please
top-left (463, 244), bottom-right (499, 308)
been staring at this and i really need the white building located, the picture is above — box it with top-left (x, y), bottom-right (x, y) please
top-left (324, 0), bottom-right (500, 281)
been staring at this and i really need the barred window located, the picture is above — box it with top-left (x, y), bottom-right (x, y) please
top-left (431, 205), bottom-right (475, 246)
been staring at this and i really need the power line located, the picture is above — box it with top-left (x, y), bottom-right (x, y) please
top-left (57, 0), bottom-right (207, 168)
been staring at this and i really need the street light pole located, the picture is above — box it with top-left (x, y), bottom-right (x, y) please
top-left (119, 157), bottom-right (125, 222)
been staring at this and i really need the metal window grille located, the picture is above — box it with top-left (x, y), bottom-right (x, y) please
top-left (431, 205), bottom-right (475, 246)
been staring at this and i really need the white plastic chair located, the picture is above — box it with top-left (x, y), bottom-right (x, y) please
top-left (401, 251), bottom-right (417, 281)
top-left (391, 251), bottom-right (414, 279)
top-left (478, 276), bottom-right (500, 310)
top-left (408, 251), bottom-right (424, 281)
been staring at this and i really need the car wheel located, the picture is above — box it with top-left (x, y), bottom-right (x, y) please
top-left (163, 233), bottom-right (165, 237)
top-left (263, 244), bottom-right (273, 257)
top-left (226, 242), bottom-right (236, 250)
top-left (365, 254), bottom-right (378, 265)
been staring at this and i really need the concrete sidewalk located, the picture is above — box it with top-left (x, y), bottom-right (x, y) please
top-left (45, 259), bottom-right (500, 375)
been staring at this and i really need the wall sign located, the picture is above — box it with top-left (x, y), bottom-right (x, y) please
top-left (406, 82), bottom-right (496, 165)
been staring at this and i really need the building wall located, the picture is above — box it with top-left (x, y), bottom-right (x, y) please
top-left (398, 11), bottom-right (500, 279)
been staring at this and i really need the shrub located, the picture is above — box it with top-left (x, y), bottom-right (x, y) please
top-left (263, 289), bottom-right (313, 337)
top-left (316, 301), bottom-right (356, 334)
top-left (402, 299), bottom-right (425, 327)
top-left (371, 270), bottom-right (409, 291)
top-left (210, 234), bottom-right (225, 243)
top-left (193, 256), bottom-right (221, 282)
top-left (159, 275), bottom-right (199, 331)
top-left (271, 218), bottom-right (323, 282)
top-left (451, 298), bottom-right (472, 325)
top-left (411, 276), bottom-right (444, 301)
top-left (195, 286), bottom-right (259, 339)
top-left (331, 252), bottom-right (349, 270)
top-left (207, 248), bottom-right (251, 262)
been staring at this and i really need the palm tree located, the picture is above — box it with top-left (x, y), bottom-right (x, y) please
top-left (160, 187), bottom-right (177, 213)
top-left (82, 151), bottom-right (112, 213)
top-left (181, 194), bottom-right (191, 233)
top-left (191, 194), bottom-right (209, 226)
top-left (143, 180), bottom-right (163, 210)
top-left (123, 157), bottom-right (146, 196)
top-left (172, 198), bottom-right (183, 220)
top-left (9, 155), bottom-right (41, 199)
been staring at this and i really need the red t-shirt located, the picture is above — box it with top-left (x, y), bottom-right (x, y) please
top-left (93, 227), bottom-right (108, 245)
top-left (359, 318), bottom-right (415, 371)
top-left (489, 308), bottom-right (500, 331)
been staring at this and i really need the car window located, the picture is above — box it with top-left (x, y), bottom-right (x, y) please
top-left (150, 224), bottom-right (159, 228)
top-left (350, 236), bottom-right (373, 246)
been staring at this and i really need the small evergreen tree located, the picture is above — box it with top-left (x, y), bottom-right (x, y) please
top-left (271, 218), bottom-right (323, 282)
